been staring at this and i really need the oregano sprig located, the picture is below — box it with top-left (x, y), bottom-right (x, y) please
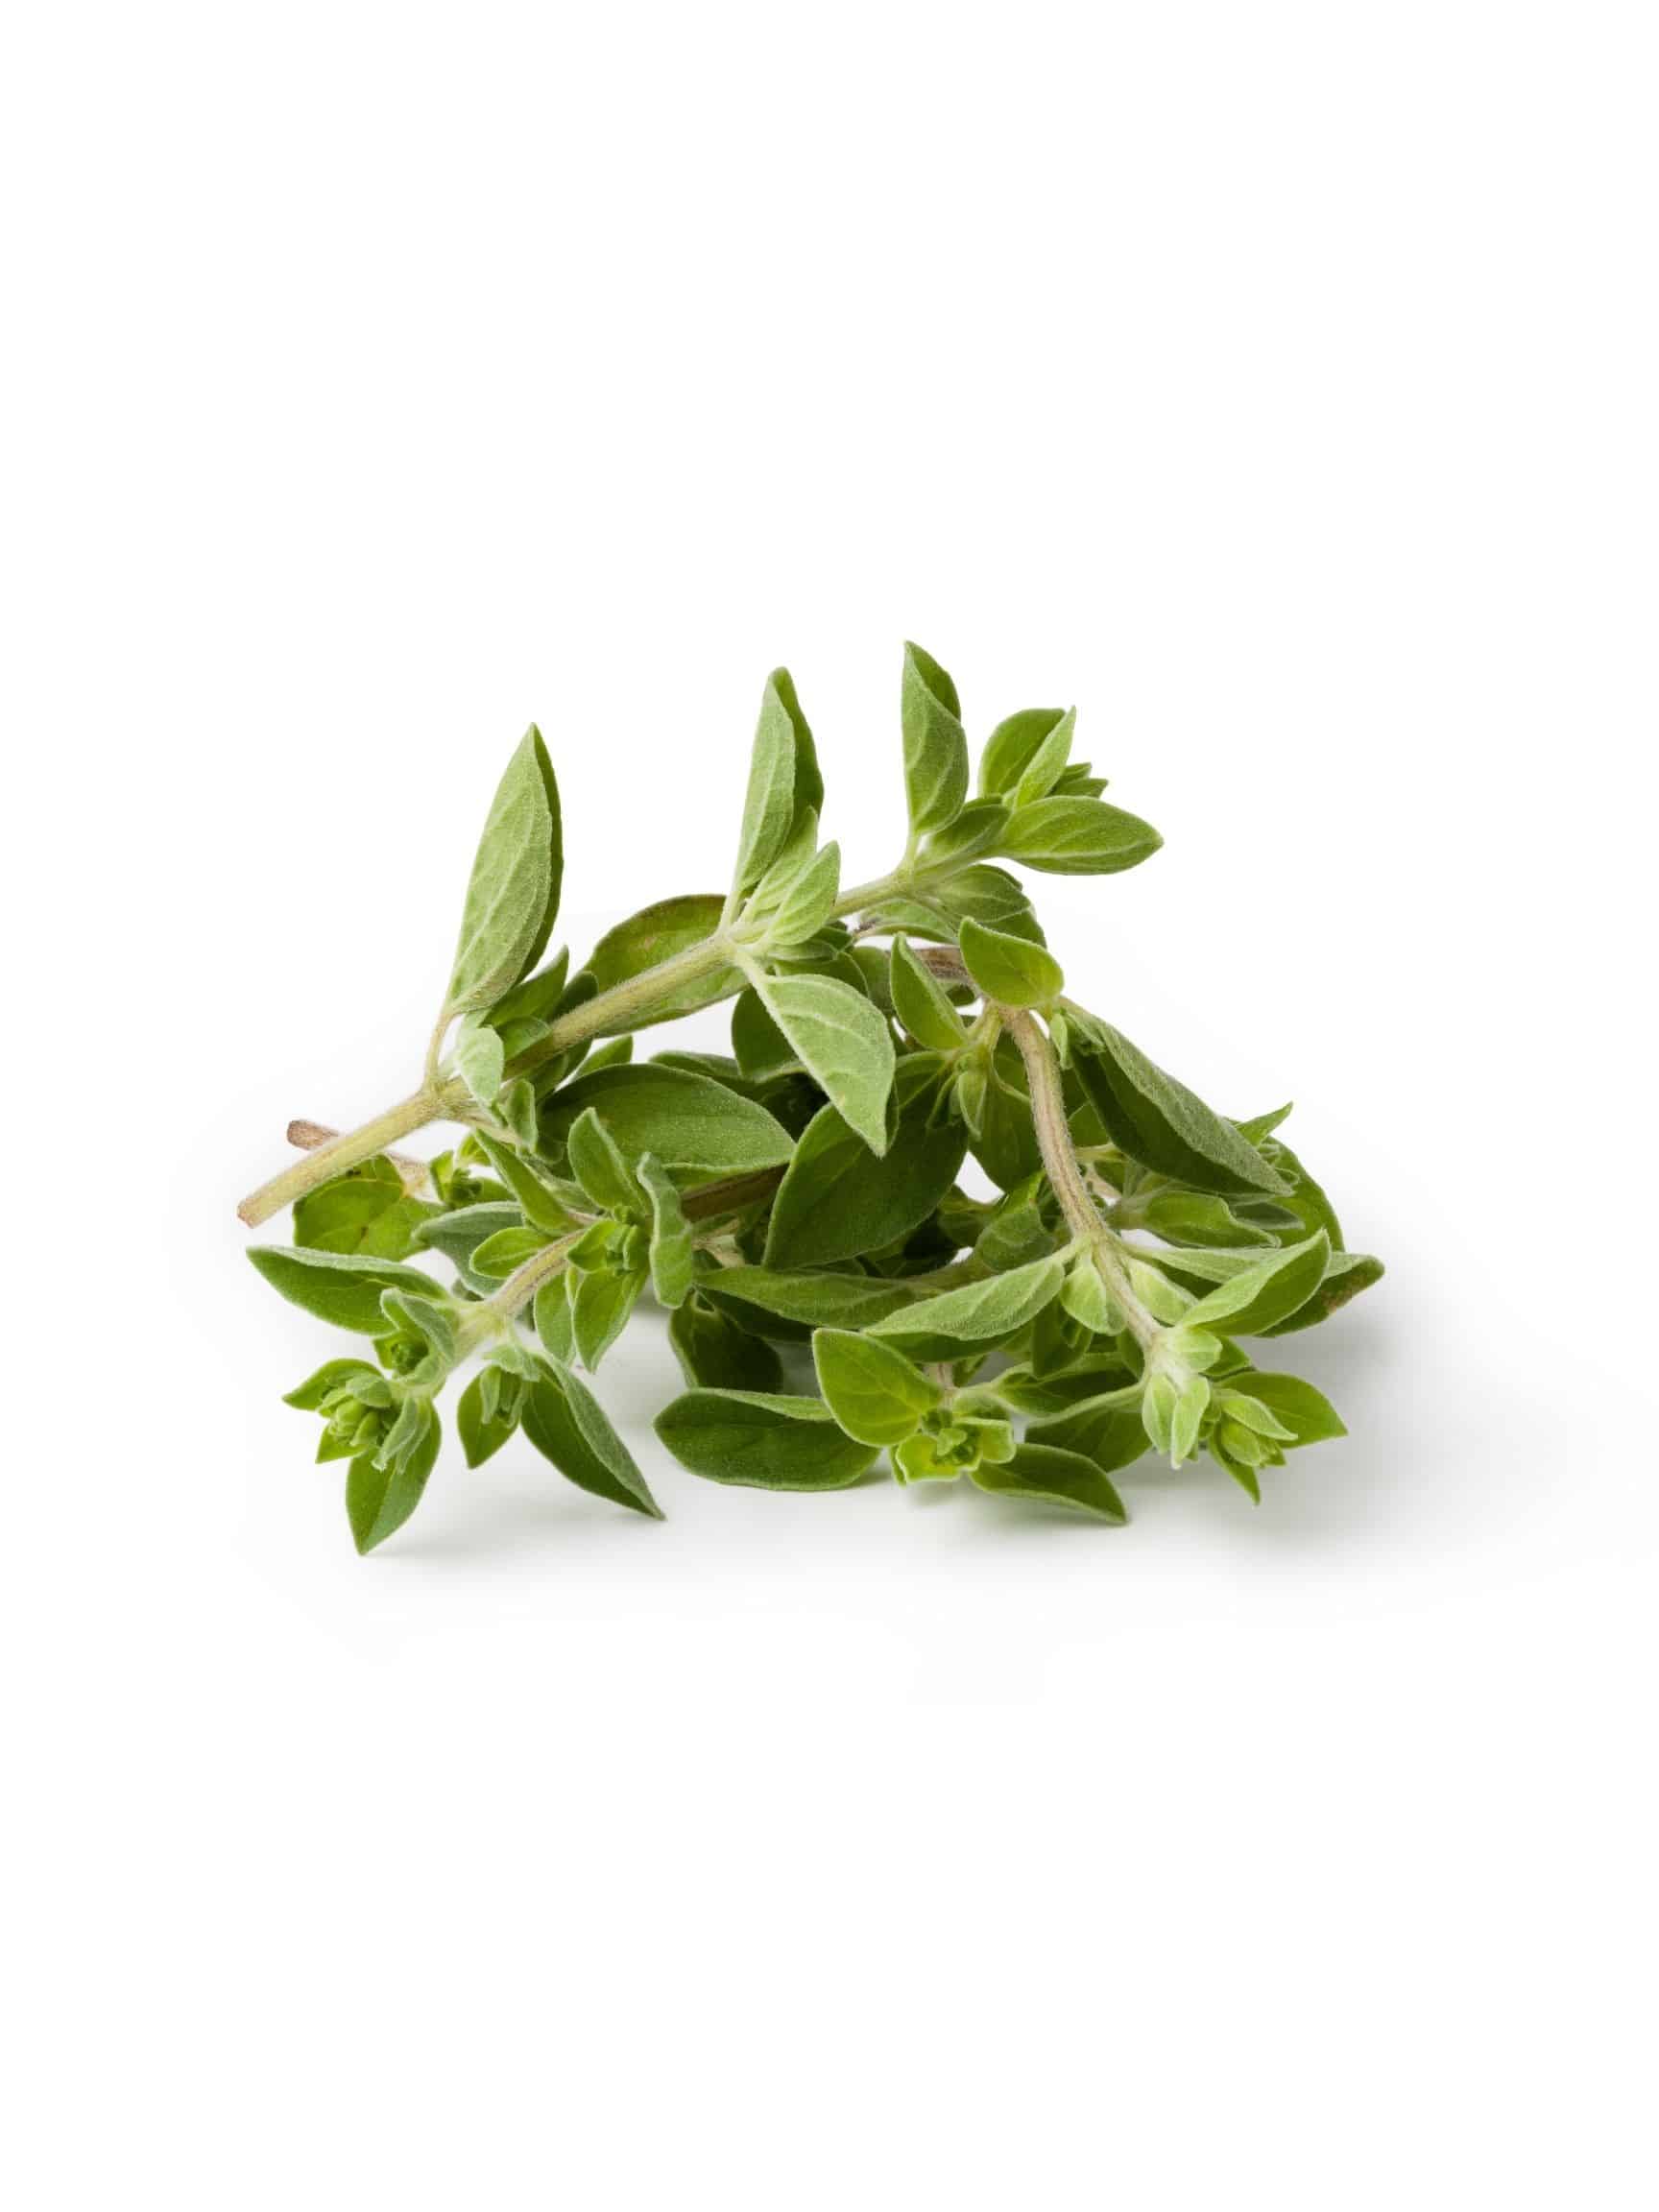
top-left (239, 646), bottom-right (1379, 1550)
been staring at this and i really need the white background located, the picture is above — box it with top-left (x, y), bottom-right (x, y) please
top-left (4, 5), bottom-right (1654, 2205)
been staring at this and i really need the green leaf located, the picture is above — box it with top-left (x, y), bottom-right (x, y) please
top-left (703, 1267), bottom-right (921, 1334)
top-left (522, 1359), bottom-right (662, 1517)
top-left (565, 1107), bottom-right (644, 1214)
top-left (978, 707), bottom-right (1075, 806)
top-left (470, 1132), bottom-right (580, 1237)
top-left (469, 1225), bottom-right (551, 1279)
top-left (282, 1358), bottom-right (381, 1411)
top-left (457, 1371), bottom-right (519, 1467)
top-left (497, 1077), bottom-right (540, 1149)
top-left (1137, 1191), bottom-right (1278, 1249)
top-left (866, 1253), bottom-right (1066, 1359)
top-left (1026, 1400), bottom-right (1152, 1476)
top-left (655, 1389), bottom-right (878, 1490)
top-left (750, 971), bottom-right (895, 1155)
top-left (936, 864), bottom-right (1037, 929)
top-left (533, 1272), bottom-right (575, 1360)
top-left (969, 1442), bottom-right (1127, 1523)
top-left (292, 1158), bottom-right (435, 1260)
top-left (901, 642), bottom-right (968, 837)
top-left (581, 895), bottom-right (739, 1032)
top-left (415, 1203), bottom-right (520, 1289)
top-left (1258, 1133), bottom-right (1346, 1251)
top-left (1227, 1371), bottom-right (1347, 1445)
top-left (637, 1153), bottom-right (694, 1307)
top-left (731, 675), bottom-right (798, 899)
top-left (480, 947), bottom-right (570, 1032)
top-left (1179, 1233), bottom-right (1333, 1336)
top-left (1171, 1375), bottom-right (1211, 1466)
top-left (445, 725), bottom-right (562, 1016)
top-left (1258, 1249), bottom-right (1382, 1335)
top-left (967, 1041), bottom-right (1043, 1190)
top-left (998, 796), bottom-right (1161, 876)
top-left (668, 1293), bottom-right (785, 1393)
top-left (541, 1065), bottom-right (795, 1182)
top-left (248, 1244), bottom-right (441, 1334)
top-left (572, 1265), bottom-right (644, 1370)
top-left (346, 1402), bottom-right (441, 1554)
top-left (764, 840), bottom-right (841, 947)
top-left (889, 935), bottom-right (967, 1049)
top-left (811, 1329), bottom-right (942, 1447)
top-left (452, 1021), bottom-right (506, 1110)
top-left (731, 669), bottom-right (821, 902)
top-left (1070, 1020), bottom-right (1287, 1195)
top-left (957, 916), bottom-right (1065, 1008)
top-left (763, 1056), bottom-right (965, 1268)
top-left (1058, 1253), bottom-right (1121, 1334)
top-left (731, 987), bottom-right (799, 1081)
top-left (921, 797), bottom-right (1011, 865)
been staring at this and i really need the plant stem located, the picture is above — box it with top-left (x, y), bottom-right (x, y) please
top-left (286, 1119), bottom-right (433, 1191)
top-left (1001, 1007), bottom-right (1159, 1352)
top-left (473, 1230), bottom-right (586, 1336)
top-left (236, 850), bottom-right (949, 1225)
top-left (237, 1089), bottom-right (440, 1227)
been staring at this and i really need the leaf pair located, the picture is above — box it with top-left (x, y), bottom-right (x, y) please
top-left (807, 1331), bottom-right (1123, 1520)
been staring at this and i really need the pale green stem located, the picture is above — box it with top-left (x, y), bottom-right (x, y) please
top-left (237, 848), bottom-right (965, 1227)
top-left (238, 1089), bottom-right (441, 1227)
top-left (1000, 1006), bottom-right (1161, 1354)
top-left (457, 1228), bottom-right (587, 1355)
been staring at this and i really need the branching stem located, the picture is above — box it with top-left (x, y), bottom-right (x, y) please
top-left (235, 848), bottom-right (963, 1226)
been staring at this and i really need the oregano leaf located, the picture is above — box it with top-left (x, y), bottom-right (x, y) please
top-left (750, 971), bottom-right (896, 1156)
top-left (445, 725), bottom-right (562, 1017)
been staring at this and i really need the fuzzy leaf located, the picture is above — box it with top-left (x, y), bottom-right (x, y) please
top-left (541, 1066), bottom-right (795, 1181)
top-left (572, 1266), bottom-right (644, 1370)
top-left (811, 1329), bottom-right (942, 1447)
top-left (978, 706), bottom-right (1075, 806)
top-left (1259, 1250), bottom-right (1383, 1334)
top-left (668, 1294), bottom-right (785, 1393)
top-left (1227, 1371), bottom-right (1347, 1444)
top-left (565, 1107), bottom-right (643, 1215)
top-left (703, 1267), bottom-right (921, 1335)
top-left (1180, 1233), bottom-right (1333, 1337)
top-left (732, 669), bottom-right (821, 901)
top-left (901, 642), bottom-right (968, 837)
top-left (248, 1245), bottom-right (440, 1335)
top-left (889, 935), bottom-right (968, 1050)
top-left (292, 1160), bottom-right (435, 1261)
top-left (452, 1022), bottom-right (506, 1110)
top-left (520, 1359), bottom-right (661, 1517)
top-left (998, 796), bottom-right (1160, 877)
top-left (751, 971), bottom-right (895, 1156)
top-left (282, 1358), bottom-right (381, 1412)
top-left (969, 1442), bottom-right (1127, 1523)
top-left (655, 1389), bottom-right (878, 1490)
top-left (765, 840), bottom-right (841, 947)
top-left (866, 1253), bottom-right (1066, 1358)
top-left (445, 725), bottom-right (562, 1016)
top-left (763, 1057), bottom-right (964, 1268)
top-left (958, 916), bottom-right (1065, 1008)
top-left (581, 895), bottom-right (739, 1032)
top-left (457, 1372), bottom-right (519, 1467)
top-left (637, 1153), bottom-right (694, 1307)
top-left (346, 1403), bottom-right (441, 1554)
top-left (1070, 1019), bottom-right (1287, 1196)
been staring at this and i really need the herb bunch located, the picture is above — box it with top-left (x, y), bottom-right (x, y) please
top-left (239, 648), bottom-right (1380, 1551)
